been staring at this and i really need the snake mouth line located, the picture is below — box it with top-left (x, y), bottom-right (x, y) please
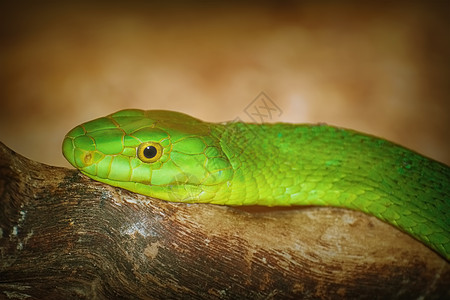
top-left (80, 170), bottom-right (208, 202)
top-left (80, 170), bottom-right (216, 188)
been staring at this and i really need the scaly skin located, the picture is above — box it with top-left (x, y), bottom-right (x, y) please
top-left (62, 109), bottom-right (450, 260)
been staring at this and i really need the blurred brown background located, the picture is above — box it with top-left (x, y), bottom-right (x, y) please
top-left (1, 1), bottom-right (449, 168)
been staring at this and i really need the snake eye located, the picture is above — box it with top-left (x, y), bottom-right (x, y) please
top-left (137, 142), bottom-right (163, 163)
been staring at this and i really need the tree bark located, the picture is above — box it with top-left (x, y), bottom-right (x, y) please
top-left (0, 141), bottom-right (448, 300)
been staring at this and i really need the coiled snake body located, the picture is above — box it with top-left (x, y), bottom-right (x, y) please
top-left (62, 109), bottom-right (450, 260)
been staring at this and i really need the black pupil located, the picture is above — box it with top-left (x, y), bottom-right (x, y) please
top-left (143, 146), bottom-right (157, 159)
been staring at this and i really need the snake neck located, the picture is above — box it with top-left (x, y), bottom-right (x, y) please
top-left (210, 122), bottom-right (450, 256)
top-left (214, 122), bottom-right (448, 204)
top-left (214, 122), bottom-right (447, 205)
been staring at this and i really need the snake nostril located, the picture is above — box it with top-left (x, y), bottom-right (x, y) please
top-left (73, 148), bottom-right (93, 168)
top-left (83, 153), bottom-right (93, 165)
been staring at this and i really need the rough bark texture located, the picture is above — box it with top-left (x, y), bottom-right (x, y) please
top-left (0, 141), bottom-right (448, 300)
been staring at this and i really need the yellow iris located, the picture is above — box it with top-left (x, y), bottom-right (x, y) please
top-left (137, 142), bottom-right (163, 163)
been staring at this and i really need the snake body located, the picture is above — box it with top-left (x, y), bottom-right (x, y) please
top-left (62, 109), bottom-right (450, 259)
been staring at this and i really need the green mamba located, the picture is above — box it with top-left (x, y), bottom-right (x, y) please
top-left (62, 109), bottom-right (450, 260)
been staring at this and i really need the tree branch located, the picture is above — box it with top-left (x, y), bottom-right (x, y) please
top-left (0, 142), bottom-right (448, 299)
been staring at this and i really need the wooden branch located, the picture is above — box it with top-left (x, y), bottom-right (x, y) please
top-left (0, 141), bottom-right (448, 299)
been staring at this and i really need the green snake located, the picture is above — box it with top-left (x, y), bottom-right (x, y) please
top-left (62, 109), bottom-right (450, 260)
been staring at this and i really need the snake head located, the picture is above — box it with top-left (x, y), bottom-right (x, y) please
top-left (62, 109), bottom-right (233, 202)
